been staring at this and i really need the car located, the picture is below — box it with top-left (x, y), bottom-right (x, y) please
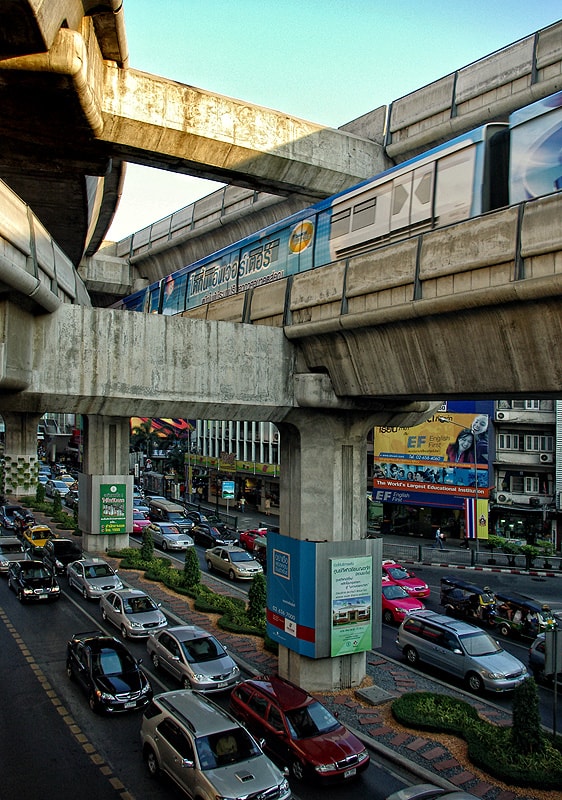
top-left (42, 537), bottom-right (82, 574)
top-left (147, 499), bottom-right (195, 536)
top-left (528, 633), bottom-right (562, 685)
top-left (205, 545), bottom-right (263, 580)
top-left (396, 610), bottom-right (529, 694)
top-left (145, 521), bottom-right (194, 551)
top-left (229, 674), bottom-right (370, 782)
top-left (37, 473), bottom-right (49, 486)
top-left (382, 578), bottom-right (425, 624)
top-left (192, 523), bottom-right (237, 548)
top-left (238, 527), bottom-right (268, 552)
top-left (385, 783), bottom-right (479, 800)
top-left (382, 560), bottom-right (430, 598)
top-left (58, 473), bottom-right (75, 486)
top-left (0, 504), bottom-right (24, 530)
top-left (45, 479), bottom-right (71, 498)
top-left (66, 630), bottom-right (153, 713)
top-left (22, 524), bottom-right (56, 551)
top-left (64, 489), bottom-right (79, 510)
top-left (7, 559), bottom-right (61, 602)
top-left (67, 558), bottom-right (124, 600)
top-left (132, 496), bottom-right (150, 513)
top-left (253, 535), bottom-right (267, 571)
top-left (140, 690), bottom-right (291, 800)
top-left (185, 510), bottom-right (210, 526)
top-left (13, 508), bottom-right (36, 535)
top-left (132, 508), bottom-right (152, 534)
top-left (147, 625), bottom-right (240, 692)
top-left (0, 537), bottom-right (29, 573)
top-left (100, 588), bottom-right (167, 639)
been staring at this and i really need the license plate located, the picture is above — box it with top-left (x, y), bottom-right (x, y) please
top-left (124, 702), bottom-right (135, 709)
top-left (344, 768), bottom-right (356, 779)
top-left (39, 594), bottom-right (48, 599)
top-left (216, 681), bottom-right (228, 688)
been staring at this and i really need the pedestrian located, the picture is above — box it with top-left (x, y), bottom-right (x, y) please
top-left (435, 527), bottom-right (445, 549)
top-left (239, 496), bottom-right (246, 512)
top-left (264, 497), bottom-right (271, 516)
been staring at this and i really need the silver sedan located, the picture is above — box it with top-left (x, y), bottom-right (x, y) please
top-left (146, 522), bottom-right (194, 552)
top-left (205, 546), bottom-right (263, 580)
top-left (66, 558), bottom-right (123, 600)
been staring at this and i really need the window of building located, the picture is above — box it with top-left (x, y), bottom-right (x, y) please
top-left (525, 434), bottom-right (554, 452)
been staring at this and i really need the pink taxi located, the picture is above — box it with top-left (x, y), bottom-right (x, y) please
top-left (381, 560), bottom-right (430, 598)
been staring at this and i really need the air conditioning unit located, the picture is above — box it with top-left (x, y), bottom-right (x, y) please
top-left (529, 496), bottom-right (541, 507)
top-left (539, 452), bottom-right (553, 463)
top-left (496, 411), bottom-right (509, 420)
top-left (497, 493), bottom-right (512, 504)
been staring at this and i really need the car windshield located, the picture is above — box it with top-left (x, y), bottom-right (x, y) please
top-left (181, 635), bottom-right (225, 663)
top-left (168, 512), bottom-right (187, 522)
top-left (382, 584), bottom-right (409, 600)
top-left (230, 551), bottom-right (254, 563)
top-left (195, 727), bottom-right (260, 769)
top-left (93, 647), bottom-right (135, 676)
top-left (29, 529), bottom-right (50, 540)
top-left (22, 564), bottom-right (50, 578)
top-left (54, 541), bottom-right (80, 554)
top-left (86, 564), bottom-right (113, 578)
top-left (386, 566), bottom-right (410, 580)
top-left (124, 595), bottom-right (157, 614)
top-left (285, 701), bottom-right (339, 739)
top-left (459, 631), bottom-right (502, 656)
top-left (0, 542), bottom-right (24, 554)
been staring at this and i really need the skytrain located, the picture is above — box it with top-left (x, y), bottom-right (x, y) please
top-left (113, 91), bottom-right (562, 317)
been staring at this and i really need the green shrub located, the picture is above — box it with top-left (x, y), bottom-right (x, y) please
top-left (182, 546), bottom-right (201, 590)
top-left (247, 573), bottom-right (267, 626)
top-left (512, 678), bottom-right (544, 754)
top-left (140, 527), bottom-right (154, 561)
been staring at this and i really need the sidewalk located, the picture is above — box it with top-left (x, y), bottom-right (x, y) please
top-left (21, 502), bottom-right (553, 800)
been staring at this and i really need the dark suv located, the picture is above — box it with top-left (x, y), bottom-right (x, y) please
top-left (42, 537), bottom-right (82, 574)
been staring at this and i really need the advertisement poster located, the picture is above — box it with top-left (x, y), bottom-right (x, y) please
top-left (331, 556), bottom-right (373, 657)
top-left (99, 483), bottom-right (126, 535)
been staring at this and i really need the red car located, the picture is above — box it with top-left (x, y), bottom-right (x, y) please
top-left (133, 509), bottom-right (151, 535)
top-left (381, 560), bottom-right (430, 598)
top-left (229, 674), bottom-right (370, 783)
top-left (382, 577), bottom-right (425, 624)
top-left (238, 527), bottom-right (268, 552)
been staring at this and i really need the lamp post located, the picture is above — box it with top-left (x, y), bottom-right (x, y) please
top-left (438, 416), bottom-right (481, 552)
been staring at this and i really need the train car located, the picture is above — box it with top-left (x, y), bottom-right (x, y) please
top-left (112, 91), bottom-right (562, 319)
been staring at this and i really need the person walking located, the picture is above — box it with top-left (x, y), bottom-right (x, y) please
top-left (435, 527), bottom-right (445, 549)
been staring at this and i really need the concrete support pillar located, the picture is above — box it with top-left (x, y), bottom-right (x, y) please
top-left (275, 409), bottom-right (377, 691)
top-left (2, 411), bottom-right (43, 497)
top-left (80, 415), bottom-right (131, 552)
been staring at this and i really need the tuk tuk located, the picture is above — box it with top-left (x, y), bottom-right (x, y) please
top-left (440, 576), bottom-right (496, 625)
top-left (253, 535), bottom-right (267, 573)
top-left (492, 591), bottom-right (557, 638)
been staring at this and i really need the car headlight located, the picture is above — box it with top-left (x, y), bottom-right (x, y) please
top-left (192, 672), bottom-right (207, 682)
top-left (396, 606), bottom-right (410, 613)
top-left (482, 670), bottom-right (505, 680)
top-left (23, 587), bottom-right (34, 595)
top-left (96, 690), bottom-right (115, 700)
top-left (232, 664), bottom-right (240, 675)
top-left (55, 559), bottom-right (64, 569)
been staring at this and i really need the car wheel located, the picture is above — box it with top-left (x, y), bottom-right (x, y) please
top-left (290, 759), bottom-right (306, 781)
top-left (88, 691), bottom-right (100, 713)
top-left (228, 569), bottom-right (236, 580)
top-left (382, 609), bottom-right (394, 625)
top-left (145, 746), bottom-right (160, 779)
top-left (404, 646), bottom-right (419, 666)
top-left (151, 653), bottom-right (160, 670)
top-left (82, 586), bottom-right (89, 600)
top-left (120, 624), bottom-right (129, 640)
top-left (161, 541), bottom-right (168, 551)
top-left (7, 576), bottom-right (13, 591)
top-left (466, 672), bottom-right (484, 694)
top-left (66, 661), bottom-right (74, 681)
top-left (206, 559), bottom-right (213, 572)
top-left (498, 622), bottom-right (511, 637)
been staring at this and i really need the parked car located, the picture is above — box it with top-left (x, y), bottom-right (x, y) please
top-left (0, 504), bottom-right (24, 530)
top-left (205, 545), bottom-right (263, 580)
top-left (382, 578), bottom-right (425, 624)
top-left (100, 588), bottom-right (167, 639)
top-left (440, 576), bottom-right (497, 625)
top-left (133, 508), bottom-right (152, 535)
top-left (382, 560), bottom-right (430, 598)
top-left (22, 524), bottom-right (56, 551)
top-left (528, 633), bottom-right (562, 685)
top-left (493, 591), bottom-right (557, 639)
top-left (66, 630), bottom-right (153, 713)
top-left (147, 625), bottom-right (240, 692)
top-left (45, 479), bottom-right (70, 498)
top-left (140, 690), bottom-right (291, 800)
top-left (192, 523), bottom-right (237, 548)
top-left (7, 559), bottom-right (61, 602)
top-left (42, 537), bottom-right (82, 574)
top-left (386, 784), bottom-right (479, 800)
top-left (67, 558), bottom-right (123, 600)
top-left (0, 537), bottom-right (29, 573)
top-left (238, 527), bottom-right (268, 552)
top-left (229, 674), bottom-right (370, 782)
top-left (396, 610), bottom-right (529, 694)
top-left (64, 489), bottom-right (79, 510)
top-left (145, 521), bottom-right (194, 551)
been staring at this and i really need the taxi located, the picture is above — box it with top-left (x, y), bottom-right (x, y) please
top-left (22, 524), bottom-right (56, 550)
top-left (381, 559), bottom-right (430, 598)
top-left (382, 576), bottom-right (425, 624)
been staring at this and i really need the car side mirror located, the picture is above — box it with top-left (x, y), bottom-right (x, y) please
top-left (453, 648), bottom-right (463, 655)
top-left (181, 759), bottom-right (195, 769)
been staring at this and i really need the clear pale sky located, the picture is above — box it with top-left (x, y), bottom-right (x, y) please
top-left (105, 1), bottom-right (562, 241)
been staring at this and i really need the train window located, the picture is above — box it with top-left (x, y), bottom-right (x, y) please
top-left (351, 198), bottom-right (376, 231)
top-left (264, 239), bottom-right (280, 263)
top-left (329, 208), bottom-right (351, 239)
top-left (147, 285), bottom-right (161, 314)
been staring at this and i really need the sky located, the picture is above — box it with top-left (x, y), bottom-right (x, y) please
top-left (105, 1), bottom-right (562, 242)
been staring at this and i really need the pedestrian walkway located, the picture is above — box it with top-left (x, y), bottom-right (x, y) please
top-left (16, 500), bottom-right (555, 800)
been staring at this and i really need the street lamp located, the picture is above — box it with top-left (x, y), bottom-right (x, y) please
top-left (438, 416), bottom-right (481, 551)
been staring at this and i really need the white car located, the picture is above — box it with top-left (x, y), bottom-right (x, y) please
top-left (100, 588), bottom-right (167, 639)
top-left (67, 558), bottom-right (123, 600)
top-left (205, 546), bottom-right (263, 580)
top-left (45, 479), bottom-right (70, 498)
top-left (145, 522), bottom-right (194, 552)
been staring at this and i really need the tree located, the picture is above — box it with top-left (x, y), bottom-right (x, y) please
top-left (511, 677), bottom-right (544, 754)
top-left (182, 546), bottom-right (201, 590)
top-left (140, 526), bottom-right (154, 562)
top-left (130, 419), bottom-right (159, 458)
top-left (247, 573), bottom-right (267, 626)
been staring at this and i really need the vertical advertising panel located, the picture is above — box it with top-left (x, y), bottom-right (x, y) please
top-left (99, 483), bottom-right (127, 535)
top-left (331, 556), bottom-right (373, 656)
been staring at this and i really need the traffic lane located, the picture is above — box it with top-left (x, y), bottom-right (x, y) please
top-left (0, 580), bottom-right (182, 800)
